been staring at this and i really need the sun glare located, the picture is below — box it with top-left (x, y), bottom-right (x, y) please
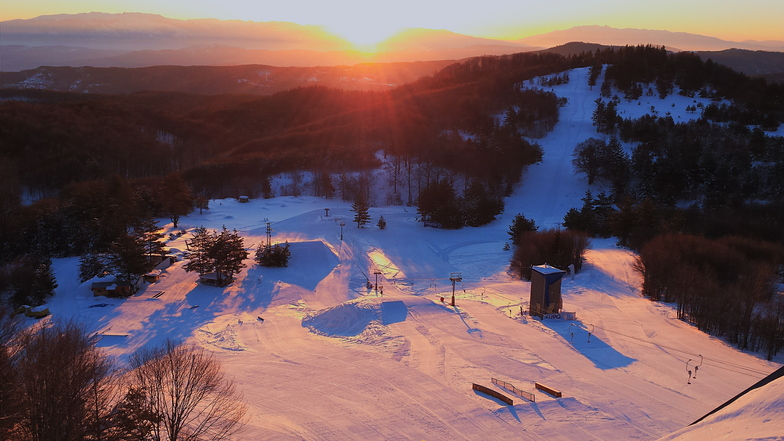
top-left (325, 22), bottom-right (401, 53)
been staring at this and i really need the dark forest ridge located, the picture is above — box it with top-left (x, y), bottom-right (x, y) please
top-left (4, 43), bottom-right (784, 96)
top-left (1, 12), bottom-right (783, 71)
top-left (0, 61), bottom-right (458, 95)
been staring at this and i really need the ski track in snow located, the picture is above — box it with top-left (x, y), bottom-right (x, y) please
top-left (40, 67), bottom-right (784, 440)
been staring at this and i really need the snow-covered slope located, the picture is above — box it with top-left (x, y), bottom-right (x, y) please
top-left (660, 373), bottom-right (784, 441)
top-left (41, 67), bottom-right (783, 440)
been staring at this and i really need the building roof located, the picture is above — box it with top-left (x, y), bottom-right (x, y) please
top-left (91, 280), bottom-right (132, 289)
top-left (532, 264), bottom-right (566, 275)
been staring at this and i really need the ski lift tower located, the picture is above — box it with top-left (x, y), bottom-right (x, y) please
top-left (265, 222), bottom-right (273, 247)
top-left (529, 264), bottom-right (566, 319)
top-left (449, 272), bottom-right (462, 306)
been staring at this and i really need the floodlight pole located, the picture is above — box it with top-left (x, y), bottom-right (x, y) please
top-left (449, 272), bottom-right (462, 306)
top-left (374, 271), bottom-right (382, 296)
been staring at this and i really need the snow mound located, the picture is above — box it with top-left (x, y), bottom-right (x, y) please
top-left (260, 240), bottom-right (339, 291)
top-left (302, 301), bottom-right (380, 337)
top-left (302, 300), bottom-right (408, 337)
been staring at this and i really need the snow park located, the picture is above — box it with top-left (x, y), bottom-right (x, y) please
top-left (6, 65), bottom-right (784, 440)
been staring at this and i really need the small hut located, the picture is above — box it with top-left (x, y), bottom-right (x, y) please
top-left (198, 272), bottom-right (233, 287)
top-left (238, 195), bottom-right (250, 203)
top-left (529, 264), bottom-right (566, 319)
top-left (91, 280), bottom-right (134, 298)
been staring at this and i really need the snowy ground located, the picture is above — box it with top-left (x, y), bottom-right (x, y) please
top-left (41, 67), bottom-right (784, 440)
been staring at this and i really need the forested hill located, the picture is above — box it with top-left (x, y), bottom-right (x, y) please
top-left (2, 47), bottom-right (782, 199)
top-left (0, 50), bottom-right (579, 199)
top-left (1, 46), bottom-right (784, 257)
top-left (0, 61), bottom-right (457, 95)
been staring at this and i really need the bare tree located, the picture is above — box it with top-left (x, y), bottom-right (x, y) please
top-left (13, 320), bottom-right (115, 441)
top-left (0, 306), bottom-right (21, 438)
top-left (128, 340), bottom-right (246, 441)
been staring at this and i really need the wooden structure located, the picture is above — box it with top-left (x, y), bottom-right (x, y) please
top-left (529, 264), bottom-right (566, 319)
top-left (535, 382), bottom-right (563, 398)
top-left (238, 195), bottom-right (250, 203)
top-left (472, 383), bottom-right (513, 405)
top-left (143, 255), bottom-right (176, 283)
top-left (143, 271), bottom-right (161, 283)
top-left (91, 280), bottom-right (134, 298)
top-left (199, 272), bottom-right (233, 287)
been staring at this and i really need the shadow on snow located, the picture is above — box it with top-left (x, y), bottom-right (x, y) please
top-left (541, 319), bottom-right (636, 369)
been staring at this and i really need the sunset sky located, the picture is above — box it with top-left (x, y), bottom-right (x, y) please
top-left (2, 0), bottom-right (782, 48)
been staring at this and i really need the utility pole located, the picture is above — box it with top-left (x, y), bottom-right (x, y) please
top-left (449, 272), bottom-right (462, 306)
top-left (340, 221), bottom-right (345, 241)
top-left (265, 222), bottom-right (272, 247)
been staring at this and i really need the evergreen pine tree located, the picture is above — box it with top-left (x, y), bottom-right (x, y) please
top-left (417, 179), bottom-right (463, 229)
top-left (8, 254), bottom-right (58, 307)
top-left (184, 226), bottom-right (213, 275)
top-left (194, 193), bottom-right (209, 214)
top-left (159, 172), bottom-right (194, 228)
top-left (110, 387), bottom-right (159, 440)
top-left (106, 232), bottom-right (150, 285)
top-left (377, 216), bottom-right (387, 230)
top-left (508, 213), bottom-right (538, 244)
top-left (135, 216), bottom-right (165, 259)
top-left (260, 176), bottom-right (274, 199)
top-left (351, 193), bottom-right (371, 228)
top-left (78, 252), bottom-right (105, 282)
top-left (31, 255), bottom-right (57, 306)
top-left (256, 241), bottom-right (292, 267)
top-left (463, 180), bottom-right (504, 227)
top-left (184, 227), bottom-right (247, 286)
top-left (211, 227), bottom-right (248, 285)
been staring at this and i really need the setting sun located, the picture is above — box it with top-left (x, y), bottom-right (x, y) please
top-left (323, 21), bottom-right (402, 52)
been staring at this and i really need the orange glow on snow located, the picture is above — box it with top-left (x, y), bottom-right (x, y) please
top-left (368, 250), bottom-right (404, 279)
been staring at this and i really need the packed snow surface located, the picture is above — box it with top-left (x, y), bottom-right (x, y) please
top-left (40, 67), bottom-right (783, 440)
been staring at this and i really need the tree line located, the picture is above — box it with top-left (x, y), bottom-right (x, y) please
top-left (634, 234), bottom-right (784, 360)
top-left (0, 173), bottom-right (194, 307)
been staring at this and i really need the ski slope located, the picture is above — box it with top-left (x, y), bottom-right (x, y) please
top-left (41, 67), bottom-right (783, 440)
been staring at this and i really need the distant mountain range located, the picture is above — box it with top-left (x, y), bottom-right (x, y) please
top-left (1, 13), bottom-right (783, 75)
top-left (516, 25), bottom-right (784, 52)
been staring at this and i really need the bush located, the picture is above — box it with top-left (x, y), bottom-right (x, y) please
top-left (510, 229), bottom-right (590, 280)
